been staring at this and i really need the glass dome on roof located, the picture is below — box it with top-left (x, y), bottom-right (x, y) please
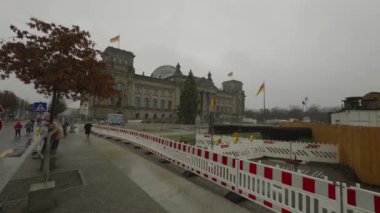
top-left (151, 65), bottom-right (176, 79)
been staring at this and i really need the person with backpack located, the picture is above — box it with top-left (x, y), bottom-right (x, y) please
top-left (14, 120), bottom-right (23, 139)
top-left (84, 122), bottom-right (93, 139)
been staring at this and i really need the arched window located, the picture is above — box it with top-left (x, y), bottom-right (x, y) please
top-left (161, 99), bottom-right (165, 110)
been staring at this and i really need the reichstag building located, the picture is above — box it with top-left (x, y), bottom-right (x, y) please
top-left (89, 47), bottom-right (245, 123)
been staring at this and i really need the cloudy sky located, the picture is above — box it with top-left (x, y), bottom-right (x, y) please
top-left (1, 0), bottom-right (379, 110)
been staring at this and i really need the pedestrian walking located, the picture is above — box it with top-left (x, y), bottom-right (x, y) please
top-left (84, 122), bottom-right (93, 139)
top-left (13, 120), bottom-right (23, 139)
top-left (62, 119), bottom-right (70, 137)
top-left (25, 120), bottom-right (33, 136)
top-left (49, 119), bottom-right (64, 154)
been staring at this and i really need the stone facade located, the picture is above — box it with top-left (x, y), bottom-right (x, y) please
top-left (89, 47), bottom-right (245, 123)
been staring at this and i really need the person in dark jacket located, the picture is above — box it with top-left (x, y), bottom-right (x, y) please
top-left (25, 120), bottom-right (33, 136)
top-left (84, 122), bottom-right (92, 138)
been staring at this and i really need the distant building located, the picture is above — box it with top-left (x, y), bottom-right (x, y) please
top-left (331, 92), bottom-right (380, 127)
top-left (88, 47), bottom-right (245, 123)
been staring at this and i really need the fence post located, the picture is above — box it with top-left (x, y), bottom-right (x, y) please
top-left (338, 181), bottom-right (344, 213)
top-left (234, 156), bottom-right (239, 194)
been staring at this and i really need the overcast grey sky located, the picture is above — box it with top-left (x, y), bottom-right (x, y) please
top-left (1, 0), bottom-right (379, 110)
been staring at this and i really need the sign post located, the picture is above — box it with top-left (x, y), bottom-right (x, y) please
top-left (33, 102), bottom-right (47, 113)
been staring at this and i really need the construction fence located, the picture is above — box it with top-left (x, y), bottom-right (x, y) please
top-left (195, 134), bottom-right (339, 163)
top-left (282, 122), bottom-right (380, 186)
top-left (92, 125), bottom-right (380, 213)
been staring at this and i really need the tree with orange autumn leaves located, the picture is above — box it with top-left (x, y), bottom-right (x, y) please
top-left (0, 18), bottom-right (117, 118)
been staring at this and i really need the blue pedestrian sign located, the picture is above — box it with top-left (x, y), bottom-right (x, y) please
top-left (33, 102), bottom-right (47, 112)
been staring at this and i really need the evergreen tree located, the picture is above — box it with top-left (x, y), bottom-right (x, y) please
top-left (178, 70), bottom-right (198, 124)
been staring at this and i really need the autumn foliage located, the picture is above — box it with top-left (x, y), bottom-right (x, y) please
top-left (0, 18), bottom-right (117, 115)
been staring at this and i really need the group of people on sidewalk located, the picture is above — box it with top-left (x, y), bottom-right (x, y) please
top-left (12, 114), bottom-right (66, 159)
top-left (13, 118), bottom-right (36, 138)
top-left (33, 114), bottom-right (65, 158)
top-left (13, 115), bottom-right (93, 158)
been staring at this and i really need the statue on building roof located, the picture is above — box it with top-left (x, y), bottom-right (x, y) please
top-left (207, 71), bottom-right (212, 81)
top-left (174, 62), bottom-right (183, 76)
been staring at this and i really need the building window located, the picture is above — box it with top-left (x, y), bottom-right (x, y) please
top-left (145, 113), bottom-right (148, 119)
top-left (168, 100), bottom-right (172, 110)
top-left (115, 97), bottom-right (122, 107)
top-left (154, 114), bottom-right (157, 119)
top-left (144, 88), bottom-right (149, 95)
top-left (116, 83), bottom-right (124, 91)
top-left (135, 86), bottom-right (141, 94)
top-left (161, 90), bottom-right (165, 97)
top-left (144, 98), bottom-right (149, 109)
top-left (169, 114), bottom-right (172, 118)
top-left (162, 114), bottom-right (165, 118)
top-left (153, 99), bottom-right (158, 109)
top-left (161, 99), bottom-right (165, 110)
top-left (136, 113), bottom-right (140, 119)
top-left (135, 97), bottom-right (141, 108)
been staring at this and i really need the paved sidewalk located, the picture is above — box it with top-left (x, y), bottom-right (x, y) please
top-left (1, 130), bottom-right (268, 213)
top-left (0, 130), bottom-right (35, 194)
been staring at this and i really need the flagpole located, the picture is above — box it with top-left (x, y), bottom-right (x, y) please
top-left (263, 81), bottom-right (266, 124)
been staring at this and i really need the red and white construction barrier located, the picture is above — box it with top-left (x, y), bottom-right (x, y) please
top-left (92, 125), bottom-right (380, 213)
top-left (344, 184), bottom-right (380, 213)
top-left (196, 134), bottom-right (339, 163)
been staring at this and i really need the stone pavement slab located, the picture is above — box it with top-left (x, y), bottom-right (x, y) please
top-left (90, 135), bottom-right (253, 213)
top-left (1, 133), bottom-right (167, 213)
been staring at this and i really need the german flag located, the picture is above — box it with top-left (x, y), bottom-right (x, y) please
top-left (256, 82), bottom-right (265, 96)
top-left (110, 35), bottom-right (120, 43)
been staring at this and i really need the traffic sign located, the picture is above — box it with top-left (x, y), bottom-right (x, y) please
top-left (33, 102), bottom-right (47, 112)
